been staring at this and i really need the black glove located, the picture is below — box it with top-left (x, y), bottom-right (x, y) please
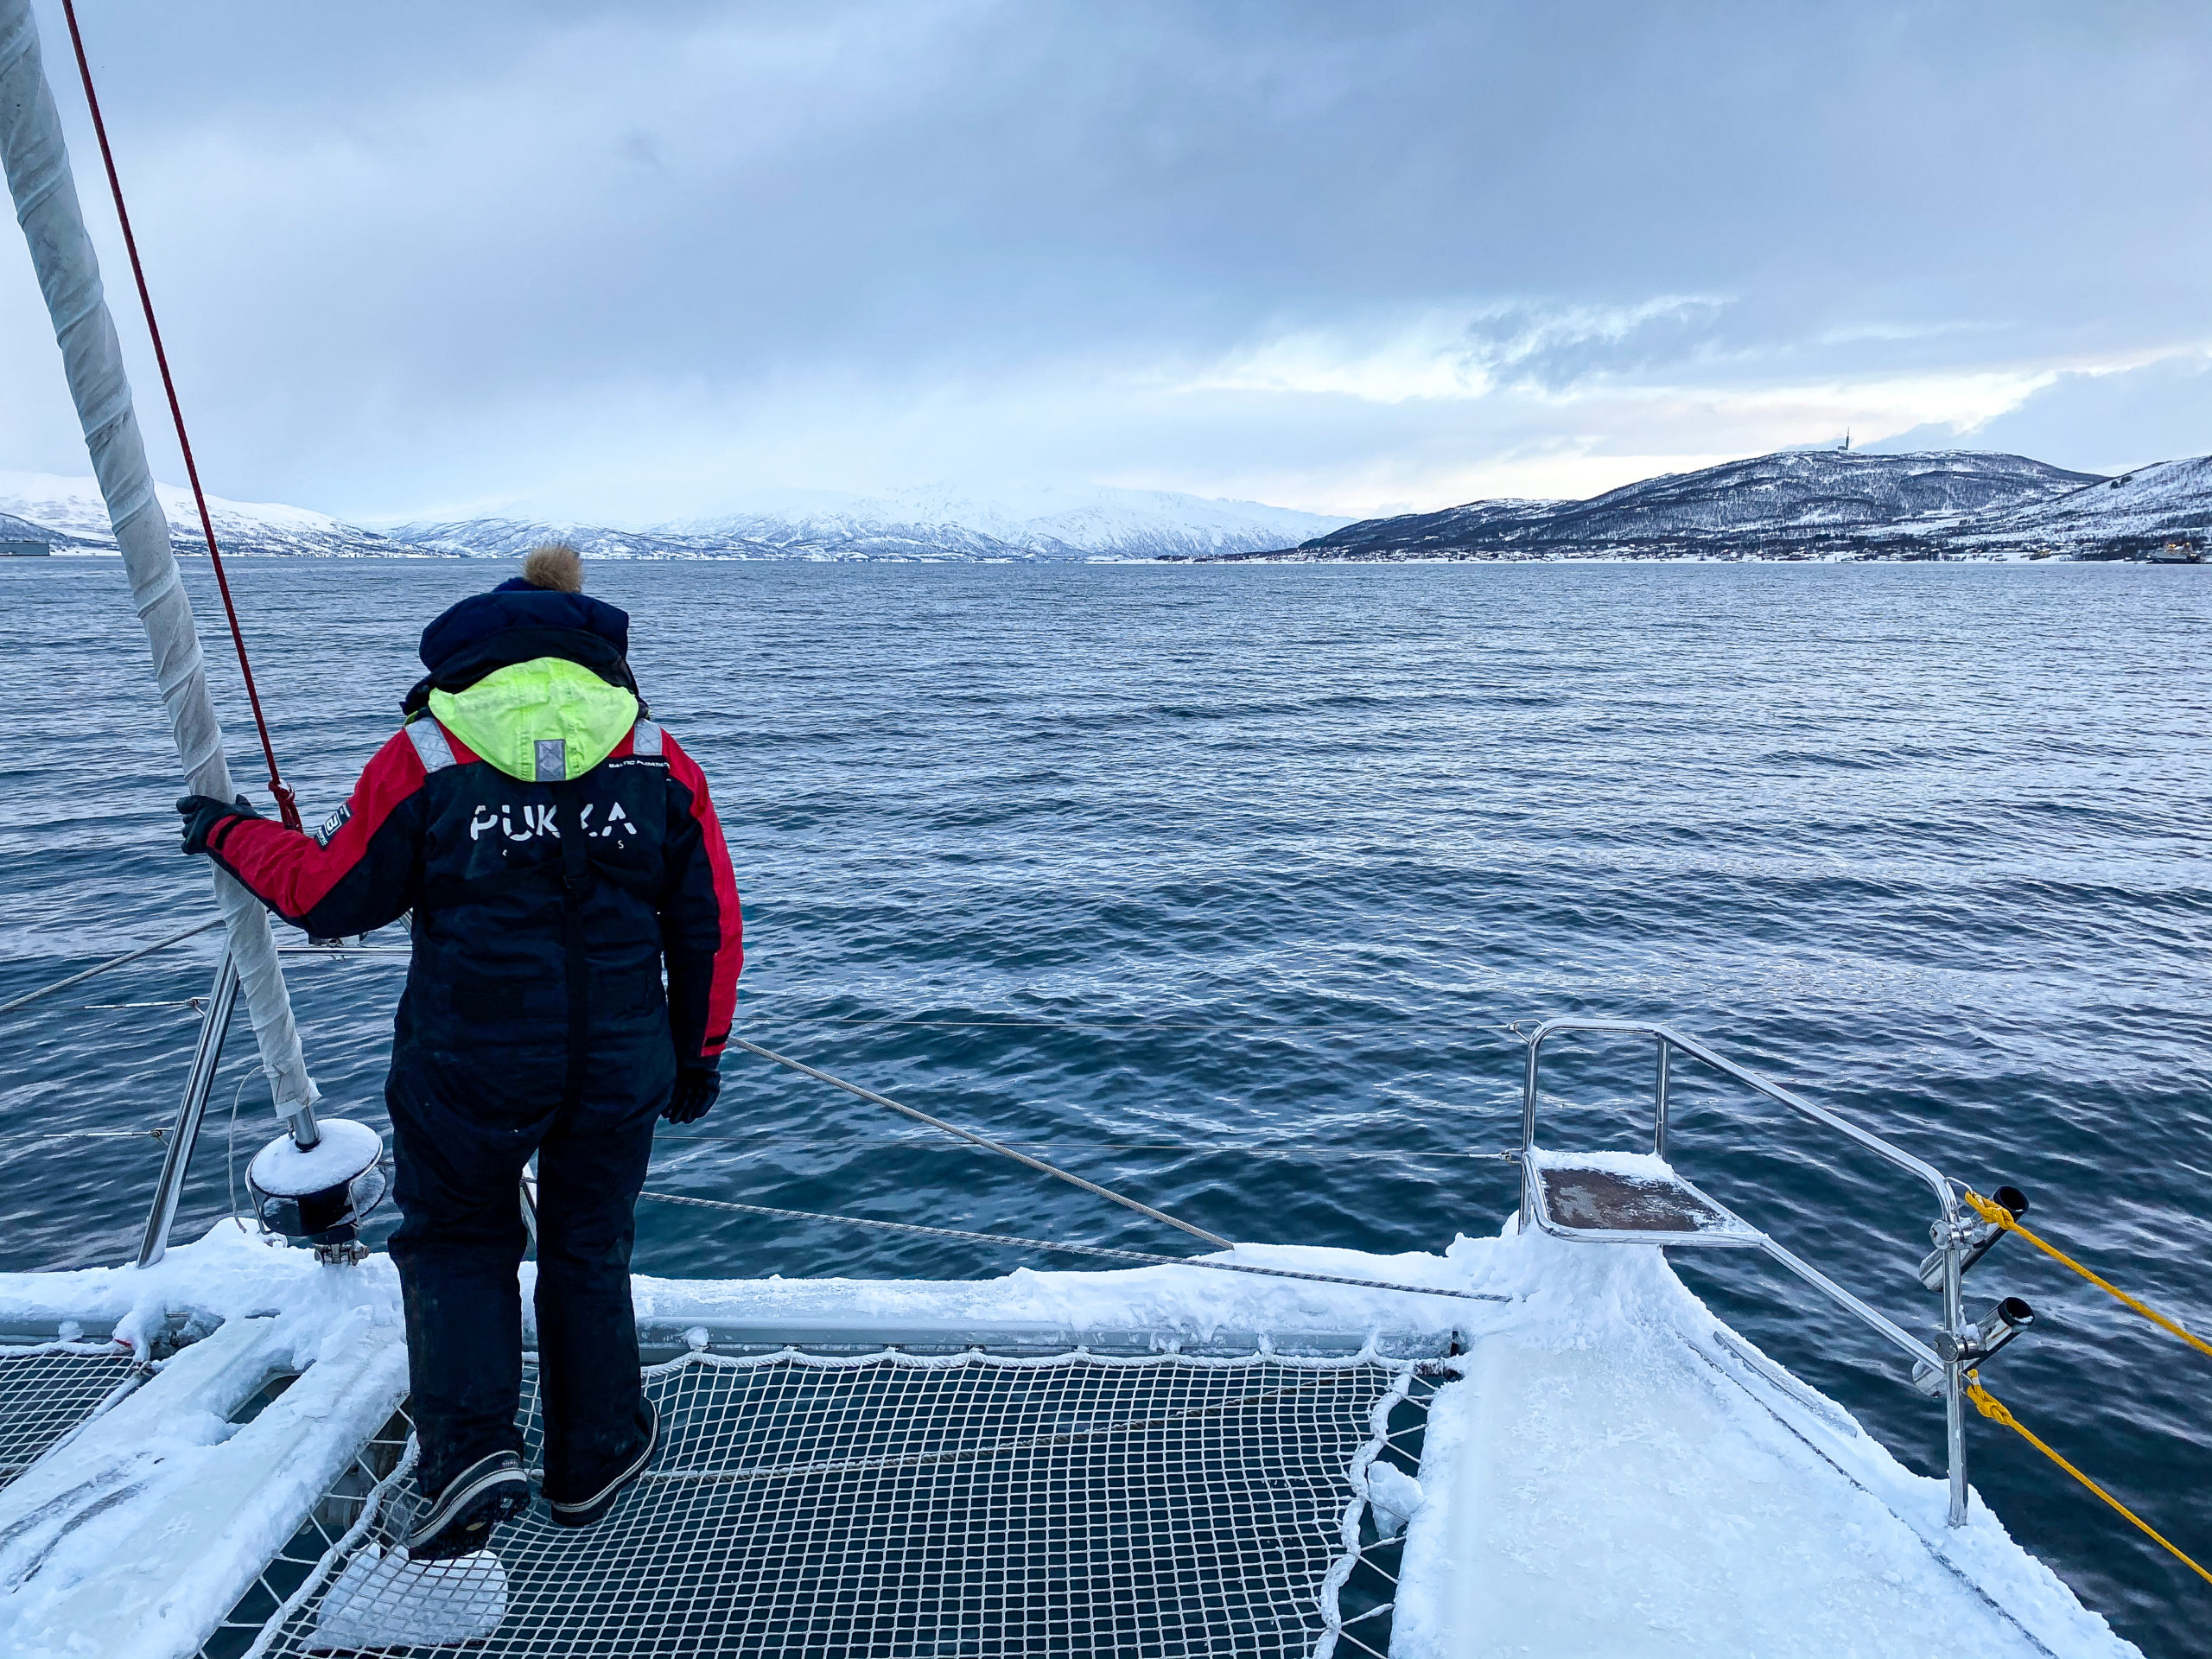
top-left (176, 793), bottom-right (259, 856)
top-left (663, 1065), bottom-right (721, 1125)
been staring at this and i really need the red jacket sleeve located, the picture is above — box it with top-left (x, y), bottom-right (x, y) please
top-left (206, 729), bottom-right (428, 937)
top-left (658, 731), bottom-right (742, 1064)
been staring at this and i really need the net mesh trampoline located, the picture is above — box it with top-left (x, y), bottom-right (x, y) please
top-left (0, 1346), bottom-right (143, 1491)
top-left (206, 1346), bottom-right (1447, 1659)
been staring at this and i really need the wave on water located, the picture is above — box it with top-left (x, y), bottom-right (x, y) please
top-left (0, 557), bottom-right (2204, 1651)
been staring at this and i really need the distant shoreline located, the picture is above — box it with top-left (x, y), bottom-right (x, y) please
top-left (11, 548), bottom-right (2190, 568)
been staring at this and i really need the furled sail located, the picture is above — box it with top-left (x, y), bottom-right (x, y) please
top-left (0, 0), bottom-right (318, 1131)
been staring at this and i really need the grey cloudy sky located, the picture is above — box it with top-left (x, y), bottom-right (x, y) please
top-left (3, 0), bottom-right (2208, 523)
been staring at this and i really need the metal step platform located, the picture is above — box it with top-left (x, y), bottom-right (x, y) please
top-left (1517, 1017), bottom-right (1998, 1531)
top-left (1524, 1155), bottom-right (1764, 1248)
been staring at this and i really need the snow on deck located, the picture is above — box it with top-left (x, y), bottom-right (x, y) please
top-left (0, 1217), bottom-right (2140, 1659)
top-left (1390, 1231), bottom-right (2131, 1658)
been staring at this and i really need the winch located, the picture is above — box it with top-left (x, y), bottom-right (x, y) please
top-left (246, 1118), bottom-right (388, 1264)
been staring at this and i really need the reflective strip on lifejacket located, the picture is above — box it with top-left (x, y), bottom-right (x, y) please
top-left (408, 718), bottom-right (459, 773)
top-left (632, 718), bottom-right (664, 756)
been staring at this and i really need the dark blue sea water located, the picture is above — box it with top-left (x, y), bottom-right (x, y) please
top-left (1, 557), bottom-right (2205, 1654)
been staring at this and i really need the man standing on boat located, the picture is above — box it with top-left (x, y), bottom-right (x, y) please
top-left (175, 544), bottom-right (743, 1560)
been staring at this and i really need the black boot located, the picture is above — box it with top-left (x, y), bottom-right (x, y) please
top-left (402, 1451), bottom-right (531, 1560)
top-left (546, 1398), bottom-right (658, 1529)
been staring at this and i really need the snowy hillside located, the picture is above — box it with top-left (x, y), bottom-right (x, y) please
top-left (1274, 451), bottom-right (2106, 561)
top-left (1948, 454), bottom-right (2212, 556)
top-left (0, 471), bottom-right (1344, 563)
top-left (0, 470), bottom-right (403, 557)
top-left (368, 518), bottom-right (739, 561)
top-left (391, 486), bottom-right (1351, 563)
top-left (14, 452), bottom-right (2202, 565)
top-left (1004, 486), bottom-right (1345, 559)
top-left (1289, 497), bottom-right (1567, 560)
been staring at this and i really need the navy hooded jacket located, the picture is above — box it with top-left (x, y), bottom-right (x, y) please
top-left (204, 583), bottom-right (742, 1110)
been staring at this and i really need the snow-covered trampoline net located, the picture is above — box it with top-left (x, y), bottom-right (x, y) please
top-left (204, 1345), bottom-right (1446, 1659)
top-left (0, 1346), bottom-right (141, 1491)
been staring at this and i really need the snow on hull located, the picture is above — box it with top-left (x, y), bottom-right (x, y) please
top-left (1391, 1226), bottom-right (2137, 1659)
top-left (0, 1219), bottom-right (2139, 1659)
top-left (311, 1545), bottom-right (507, 1653)
top-left (0, 1229), bottom-right (410, 1659)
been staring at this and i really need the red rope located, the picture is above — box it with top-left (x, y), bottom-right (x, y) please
top-left (58, 0), bottom-right (302, 832)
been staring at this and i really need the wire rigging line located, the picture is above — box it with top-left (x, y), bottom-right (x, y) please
top-left (0, 915), bottom-right (224, 1017)
top-left (635, 1189), bottom-right (1510, 1306)
top-left (57, 0), bottom-right (302, 832)
top-left (658, 1131), bottom-right (1522, 1161)
top-left (727, 1036), bottom-right (1233, 1250)
top-left (727, 1012), bottom-right (1503, 1034)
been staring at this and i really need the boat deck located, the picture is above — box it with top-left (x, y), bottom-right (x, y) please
top-left (0, 1224), bottom-right (2142, 1659)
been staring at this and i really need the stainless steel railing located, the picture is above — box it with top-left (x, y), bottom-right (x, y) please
top-left (0, 921), bottom-right (367, 1266)
top-left (1516, 1017), bottom-right (1981, 1527)
top-left (137, 951), bottom-right (243, 1268)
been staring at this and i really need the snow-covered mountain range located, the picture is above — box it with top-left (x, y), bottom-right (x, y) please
top-left (0, 470), bottom-right (403, 557)
top-left (0, 473), bottom-right (1344, 563)
top-left (7, 451), bottom-right (2204, 564)
top-left (1254, 450), bottom-right (2139, 562)
top-left (384, 486), bottom-right (1351, 563)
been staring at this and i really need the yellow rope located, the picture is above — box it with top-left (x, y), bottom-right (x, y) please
top-left (1962, 1189), bottom-right (2212, 1363)
top-left (1966, 1374), bottom-right (2212, 1589)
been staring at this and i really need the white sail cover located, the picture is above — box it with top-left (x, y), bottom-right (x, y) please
top-left (0, 0), bottom-right (316, 1119)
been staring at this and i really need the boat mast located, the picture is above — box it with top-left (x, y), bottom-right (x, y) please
top-left (0, 0), bottom-right (320, 1147)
